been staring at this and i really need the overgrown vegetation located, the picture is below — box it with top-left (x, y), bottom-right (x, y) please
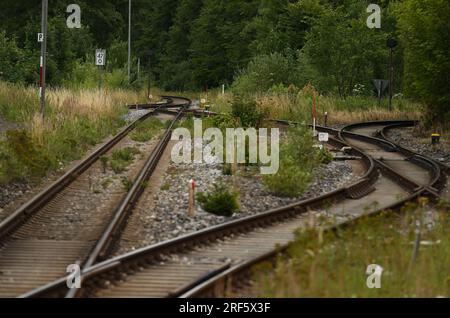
top-left (130, 118), bottom-right (164, 142)
top-left (255, 200), bottom-right (450, 297)
top-left (263, 124), bottom-right (332, 197)
top-left (1, 0), bottom-right (447, 125)
top-left (0, 82), bottom-right (142, 184)
top-left (109, 147), bottom-right (140, 174)
top-left (196, 183), bottom-right (240, 217)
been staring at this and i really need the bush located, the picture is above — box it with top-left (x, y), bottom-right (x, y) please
top-left (232, 53), bottom-right (301, 95)
top-left (196, 183), bottom-right (239, 217)
top-left (263, 125), bottom-right (320, 197)
top-left (231, 99), bottom-right (266, 128)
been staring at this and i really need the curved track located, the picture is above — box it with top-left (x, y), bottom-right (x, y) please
top-left (17, 116), bottom-right (446, 298)
top-left (0, 97), bottom-right (190, 297)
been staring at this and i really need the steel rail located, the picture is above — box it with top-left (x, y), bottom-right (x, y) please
top-left (0, 99), bottom-right (170, 242)
top-left (19, 117), bottom-right (443, 298)
top-left (65, 97), bottom-right (191, 298)
top-left (18, 128), bottom-right (389, 298)
top-left (178, 120), bottom-right (446, 298)
top-left (0, 96), bottom-right (189, 298)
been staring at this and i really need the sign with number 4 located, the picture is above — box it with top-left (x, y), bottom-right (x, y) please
top-left (96, 49), bottom-right (106, 66)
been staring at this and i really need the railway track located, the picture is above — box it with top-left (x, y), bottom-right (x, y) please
top-left (16, 117), bottom-right (446, 298)
top-left (0, 96), bottom-right (191, 297)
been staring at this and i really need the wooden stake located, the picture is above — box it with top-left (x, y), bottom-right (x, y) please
top-left (188, 179), bottom-right (196, 217)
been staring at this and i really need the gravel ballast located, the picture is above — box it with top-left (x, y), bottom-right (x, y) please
top-left (120, 152), bottom-right (355, 250)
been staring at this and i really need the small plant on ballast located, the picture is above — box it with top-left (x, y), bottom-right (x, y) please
top-left (196, 183), bottom-right (239, 217)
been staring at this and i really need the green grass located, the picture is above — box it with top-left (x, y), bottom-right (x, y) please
top-left (255, 200), bottom-right (450, 298)
top-left (130, 118), bottom-right (164, 142)
top-left (0, 82), bottom-right (131, 184)
top-left (262, 125), bottom-right (330, 197)
top-left (109, 147), bottom-right (140, 174)
top-left (207, 89), bottom-right (423, 126)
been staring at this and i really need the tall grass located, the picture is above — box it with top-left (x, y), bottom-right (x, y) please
top-left (0, 81), bottom-right (145, 184)
top-left (255, 200), bottom-right (450, 298)
top-left (208, 89), bottom-right (423, 126)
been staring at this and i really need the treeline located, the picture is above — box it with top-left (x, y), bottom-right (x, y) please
top-left (0, 0), bottom-right (449, 122)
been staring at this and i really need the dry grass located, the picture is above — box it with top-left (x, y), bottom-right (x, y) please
top-left (208, 88), bottom-right (423, 126)
top-left (0, 81), bottom-right (149, 183)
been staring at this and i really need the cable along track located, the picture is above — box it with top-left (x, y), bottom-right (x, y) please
top-left (19, 118), bottom-right (445, 298)
top-left (0, 96), bottom-right (191, 298)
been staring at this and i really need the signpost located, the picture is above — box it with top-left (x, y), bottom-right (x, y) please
top-left (373, 79), bottom-right (389, 107)
top-left (39, 0), bottom-right (48, 119)
top-left (387, 38), bottom-right (397, 111)
top-left (96, 49), bottom-right (106, 89)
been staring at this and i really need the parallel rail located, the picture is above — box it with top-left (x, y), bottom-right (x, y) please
top-left (20, 118), bottom-right (445, 298)
top-left (0, 96), bottom-right (191, 297)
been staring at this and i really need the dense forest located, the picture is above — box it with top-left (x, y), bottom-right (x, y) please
top-left (0, 0), bottom-right (449, 122)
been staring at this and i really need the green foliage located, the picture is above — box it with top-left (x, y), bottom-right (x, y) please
top-left (212, 112), bottom-right (237, 131)
top-left (1, 130), bottom-right (53, 182)
top-left (257, 203), bottom-right (450, 297)
top-left (130, 118), bottom-right (164, 142)
top-left (300, 0), bottom-right (388, 97)
top-left (395, 0), bottom-right (450, 126)
top-left (0, 32), bottom-right (35, 84)
top-left (232, 53), bottom-right (301, 95)
top-left (110, 147), bottom-right (140, 174)
top-left (196, 183), bottom-right (240, 217)
top-left (231, 99), bottom-right (266, 128)
top-left (263, 125), bottom-right (321, 197)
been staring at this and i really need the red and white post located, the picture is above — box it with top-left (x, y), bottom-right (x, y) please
top-left (39, 0), bottom-right (48, 119)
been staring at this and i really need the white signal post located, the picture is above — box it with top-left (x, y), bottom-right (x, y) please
top-left (96, 49), bottom-right (106, 90)
top-left (39, 0), bottom-right (48, 119)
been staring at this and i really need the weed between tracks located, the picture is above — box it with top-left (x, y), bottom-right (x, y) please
top-left (109, 147), bottom-right (141, 174)
top-left (254, 200), bottom-right (450, 298)
top-left (130, 118), bottom-right (164, 142)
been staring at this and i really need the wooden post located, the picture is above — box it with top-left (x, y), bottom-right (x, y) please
top-left (188, 179), bottom-right (196, 217)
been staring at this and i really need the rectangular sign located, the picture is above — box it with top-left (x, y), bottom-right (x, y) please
top-left (318, 132), bottom-right (329, 142)
top-left (38, 33), bottom-right (44, 42)
top-left (95, 49), bottom-right (106, 66)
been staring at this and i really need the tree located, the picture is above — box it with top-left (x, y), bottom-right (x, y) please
top-left (301, 0), bottom-right (387, 97)
top-left (396, 0), bottom-right (450, 125)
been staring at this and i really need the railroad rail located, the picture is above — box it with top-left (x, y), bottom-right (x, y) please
top-left (0, 96), bottom-right (191, 297)
top-left (17, 116), bottom-right (447, 298)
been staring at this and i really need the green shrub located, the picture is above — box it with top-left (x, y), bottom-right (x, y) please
top-left (231, 99), bottom-right (266, 128)
top-left (232, 53), bottom-right (301, 95)
top-left (1, 130), bottom-right (54, 182)
top-left (196, 184), bottom-right (239, 217)
top-left (317, 147), bottom-right (333, 164)
top-left (263, 125), bottom-right (319, 197)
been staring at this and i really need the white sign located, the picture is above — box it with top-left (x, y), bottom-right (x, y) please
top-left (318, 132), bottom-right (329, 142)
top-left (96, 49), bottom-right (106, 66)
top-left (38, 33), bottom-right (44, 42)
top-left (200, 99), bottom-right (206, 104)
